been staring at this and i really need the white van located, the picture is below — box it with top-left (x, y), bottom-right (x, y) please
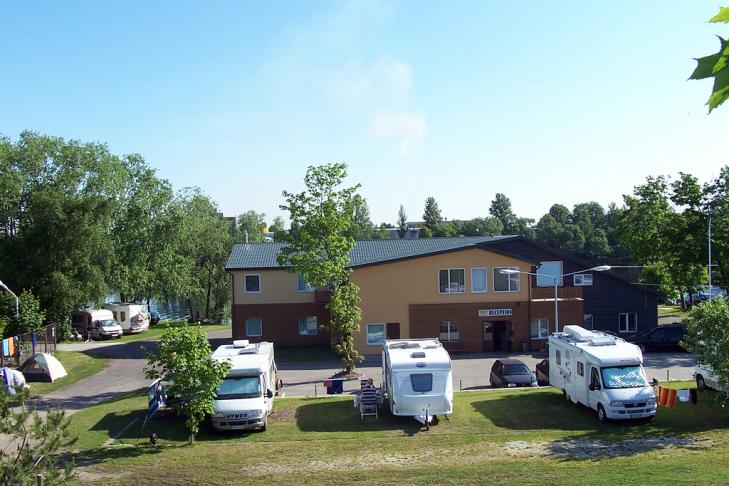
top-left (210, 340), bottom-right (279, 431)
top-left (70, 309), bottom-right (123, 340)
top-left (102, 303), bottom-right (150, 334)
top-left (549, 325), bottom-right (657, 422)
top-left (695, 363), bottom-right (726, 392)
top-left (382, 338), bottom-right (453, 425)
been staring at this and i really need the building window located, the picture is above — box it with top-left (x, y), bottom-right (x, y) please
top-left (296, 273), bottom-right (313, 292)
top-left (556, 350), bottom-right (562, 365)
top-left (439, 321), bottom-right (460, 342)
top-left (577, 361), bottom-right (584, 377)
top-left (619, 312), bottom-right (638, 333)
top-left (584, 314), bottom-right (594, 330)
top-left (439, 268), bottom-right (465, 294)
top-left (245, 317), bottom-right (262, 337)
top-left (367, 323), bottom-right (385, 345)
top-left (244, 274), bottom-right (261, 293)
top-left (537, 261), bottom-right (563, 287)
top-left (574, 274), bottom-right (593, 286)
top-left (530, 318), bottom-right (549, 339)
top-left (471, 268), bottom-right (487, 293)
top-left (494, 267), bottom-right (520, 292)
top-left (298, 316), bottom-right (317, 336)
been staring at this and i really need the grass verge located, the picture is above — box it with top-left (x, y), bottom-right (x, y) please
top-left (115, 322), bottom-right (230, 344)
top-left (68, 386), bottom-right (729, 484)
top-left (658, 305), bottom-right (689, 321)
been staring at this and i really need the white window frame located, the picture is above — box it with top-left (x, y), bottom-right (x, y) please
top-left (439, 321), bottom-right (460, 342)
top-left (298, 316), bottom-right (318, 336)
top-left (296, 273), bottom-right (314, 292)
top-left (367, 323), bottom-right (385, 345)
top-left (438, 268), bottom-right (466, 294)
top-left (245, 317), bottom-right (262, 337)
top-left (493, 266), bottom-right (520, 292)
top-left (537, 261), bottom-right (563, 287)
top-left (471, 267), bottom-right (487, 293)
top-left (244, 274), bottom-right (261, 294)
top-left (618, 312), bottom-right (638, 333)
top-left (530, 318), bottom-right (550, 339)
top-left (584, 313), bottom-right (594, 330)
top-left (574, 274), bottom-right (594, 286)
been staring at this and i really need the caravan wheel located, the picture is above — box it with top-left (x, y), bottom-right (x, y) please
top-left (597, 404), bottom-right (608, 423)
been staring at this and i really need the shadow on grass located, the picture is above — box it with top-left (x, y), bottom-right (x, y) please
top-left (473, 388), bottom-right (729, 460)
top-left (292, 398), bottom-right (426, 436)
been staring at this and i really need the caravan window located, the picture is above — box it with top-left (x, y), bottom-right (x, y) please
top-left (410, 373), bottom-right (433, 392)
top-left (556, 350), bottom-right (561, 365)
top-left (216, 376), bottom-right (262, 399)
top-left (120, 312), bottom-right (126, 322)
top-left (576, 362), bottom-right (584, 377)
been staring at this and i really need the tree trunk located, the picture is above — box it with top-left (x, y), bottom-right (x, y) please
top-left (187, 299), bottom-right (194, 322)
top-left (205, 276), bottom-right (212, 320)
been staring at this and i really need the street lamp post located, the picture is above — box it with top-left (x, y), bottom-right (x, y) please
top-left (499, 265), bottom-right (611, 334)
top-left (0, 280), bottom-right (19, 318)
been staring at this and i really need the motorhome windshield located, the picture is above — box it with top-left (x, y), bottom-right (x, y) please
top-left (601, 366), bottom-right (647, 389)
top-left (216, 376), bottom-right (261, 400)
top-left (100, 320), bottom-right (117, 327)
top-left (503, 364), bottom-right (531, 375)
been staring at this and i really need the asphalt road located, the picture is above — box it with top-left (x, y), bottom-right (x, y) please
top-left (37, 328), bottom-right (697, 411)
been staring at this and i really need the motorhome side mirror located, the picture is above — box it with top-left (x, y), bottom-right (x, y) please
top-left (266, 389), bottom-right (274, 399)
top-left (589, 383), bottom-right (598, 391)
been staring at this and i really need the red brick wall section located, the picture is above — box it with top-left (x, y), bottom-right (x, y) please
top-left (409, 300), bottom-right (584, 353)
top-left (409, 302), bottom-right (530, 354)
top-left (232, 303), bottom-right (331, 347)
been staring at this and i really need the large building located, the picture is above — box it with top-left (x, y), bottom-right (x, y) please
top-left (225, 236), bottom-right (658, 355)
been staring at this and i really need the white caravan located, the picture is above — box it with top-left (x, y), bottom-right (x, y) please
top-left (210, 340), bottom-right (279, 431)
top-left (695, 363), bottom-right (727, 392)
top-left (382, 338), bottom-right (453, 425)
top-left (102, 303), bottom-right (150, 334)
top-left (549, 325), bottom-right (657, 422)
top-left (70, 309), bottom-right (123, 340)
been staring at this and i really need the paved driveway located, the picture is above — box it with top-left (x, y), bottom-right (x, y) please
top-left (36, 327), bottom-right (697, 411)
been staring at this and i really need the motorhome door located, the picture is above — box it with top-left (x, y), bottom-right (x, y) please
top-left (588, 366), bottom-right (602, 410)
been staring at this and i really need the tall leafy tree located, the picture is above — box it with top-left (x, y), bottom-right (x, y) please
top-left (0, 290), bottom-right (45, 338)
top-left (269, 216), bottom-right (287, 242)
top-left (422, 197), bottom-right (442, 230)
top-left (690, 7), bottom-right (729, 112)
top-left (236, 210), bottom-right (267, 244)
top-left (397, 205), bottom-right (408, 238)
top-left (345, 196), bottom-right (374, 240)
top-left (684, 297), bottom-right (729, 392)
top-left (278, 163), bottom-right (363, 372)
top-left (145, 325), bottom-right (231, 443)
top-left (461, 217), bottom-right (503, 237)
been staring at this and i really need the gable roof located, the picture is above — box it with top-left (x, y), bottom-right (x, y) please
top-left (478, 236), bottom-right (660, 296)
top-left (225, 236), bottom-right (528, 270)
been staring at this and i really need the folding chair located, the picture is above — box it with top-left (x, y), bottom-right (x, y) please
top-left (360, 388), bottom-right (378, 419)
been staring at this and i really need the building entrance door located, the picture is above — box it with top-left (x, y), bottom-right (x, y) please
top-left (482, 321), bottom-right (494, 351)
top-left (492, 321), bottom-right (510, 351)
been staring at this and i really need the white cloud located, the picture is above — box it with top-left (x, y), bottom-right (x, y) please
top-left (367, 110), bottom-right (426, 154)
top-left (329, 55), bottom-right (426, 153)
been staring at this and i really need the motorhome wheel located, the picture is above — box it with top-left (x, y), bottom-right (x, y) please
top-left (597, 404), bottom-right (607, 423)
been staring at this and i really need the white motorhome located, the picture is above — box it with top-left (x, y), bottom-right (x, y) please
top-left (382, 338), bottom-right (453, 425)
top-left (210, 340), bottom-right (279, 431)
top-left (549, 325), bottom-right (657, 422)
top-left (695, 363), bottom-right (727, 392)
top-left (70, 309), bottom-right (123, 340)
top-left (102, 303), bottom-right (149, 334)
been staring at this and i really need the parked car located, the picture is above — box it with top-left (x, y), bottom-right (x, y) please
top-left (535, 359), bottom-right (549, 386)
top-left (489, 359), bottom-right (537, 388)
top-left (150, 311), bottom-right (161, 326)
top-left (627, 324), bottom-right (687, 352)
top-left (695, 363), bottom-right (727, 392)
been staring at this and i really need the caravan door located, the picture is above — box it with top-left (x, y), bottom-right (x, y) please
top-left (587, 366), bottom-right (602, 411)
top-left (572, 359), bottom-right (589, 405)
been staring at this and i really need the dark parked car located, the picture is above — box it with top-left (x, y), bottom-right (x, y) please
top-left (150, 311), bottom-right (161, 326)
top-left (489, 359), bottom-right (537, 388)
top-left (535, 359), bottom-right (549, 386)
top-left (628, 324), bottom-right (687, 352)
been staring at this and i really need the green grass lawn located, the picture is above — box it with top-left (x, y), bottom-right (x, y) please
top-left (658, 305), bottom-right (689, 321)
top-left (29, 351), bottom-right (107, 397)
top-left (114, 321), bottom-right (230, 344)
top-left (67, 386), bottom-right (729, 485)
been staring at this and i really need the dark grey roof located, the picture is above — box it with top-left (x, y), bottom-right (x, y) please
top-left (225, 236), bottom-right (518, 270)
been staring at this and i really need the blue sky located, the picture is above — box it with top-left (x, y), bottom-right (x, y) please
top-left (1, 1), bottom-right (727, 225)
